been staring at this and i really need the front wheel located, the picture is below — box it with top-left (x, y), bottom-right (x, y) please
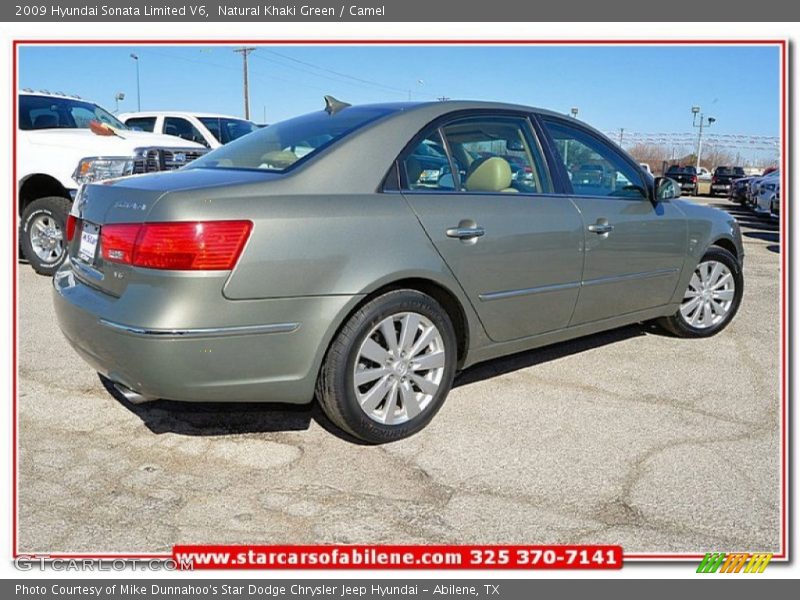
top-left (316, 290), bottom-right (457, 443)
top-left (658, 246), bottom-right (743, 338)
top-left (19, 196), bottom-right (72, 276)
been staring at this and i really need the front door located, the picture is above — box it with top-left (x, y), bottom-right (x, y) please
top-left (541, 118), bottom-right (688, 325)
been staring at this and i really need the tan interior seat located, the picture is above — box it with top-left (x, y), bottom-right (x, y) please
top-left (464, 156), bottom-right (518, 193)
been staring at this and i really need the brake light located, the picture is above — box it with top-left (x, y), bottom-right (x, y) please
top-left (66, 215), bottom-right (77, 242)
top-left (101, 221), bottom-right (252, 270)
top-left (101, 223), bottom-right (140, 265)
top-left (712, 176), bottom-right (718, 184)
top-left (692, 175), bottom-right (698, 183)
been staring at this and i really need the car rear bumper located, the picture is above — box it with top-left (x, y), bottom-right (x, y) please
top-left (52, 262), bottom-right (360, 404)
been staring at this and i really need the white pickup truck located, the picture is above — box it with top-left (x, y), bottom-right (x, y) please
top-left (17, 91), bottom-right (207, 275)
top-left (119, 111), bottom-right (259, 149)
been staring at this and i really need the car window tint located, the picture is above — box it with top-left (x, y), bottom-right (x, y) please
top-left (544, 120), bottom-right (646, 199)
top-left (124, 117), bottom-right (156, 132)
top-left (440, 116), bottom-right (552, 194)
top-left (164, 117), bottom-right (208, 146)
top-left (402, 130), bottom-right (456, 191)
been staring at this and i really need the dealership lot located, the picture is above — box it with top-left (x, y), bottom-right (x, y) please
top-left (17, 196), bottom-right (780, 554)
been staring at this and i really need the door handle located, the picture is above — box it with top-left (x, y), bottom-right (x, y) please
top-left (587, 223), bottom-right (614, 234)
top-left (446, 225), bottom-right (485, 240)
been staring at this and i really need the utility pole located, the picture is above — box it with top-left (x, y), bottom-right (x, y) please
top-left (234, 47), bottom-right (256, 120)
top-left (130, 54), bottom-right (140, 111)
top-left (618, 127), bottom-right (624, 146)
top-left (691, 105), bottom-right (716, 171)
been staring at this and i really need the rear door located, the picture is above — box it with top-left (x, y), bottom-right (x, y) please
top-left (399, 112), bottom-right (585, 343)
top-left (540, 117), bottom-right (687, 326)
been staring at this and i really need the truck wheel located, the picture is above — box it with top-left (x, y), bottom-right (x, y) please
top-left (20, 196), bottom-right (72, 276)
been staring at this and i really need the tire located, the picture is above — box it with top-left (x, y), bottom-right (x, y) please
top-left (316, 289), bottom-right (457, 444)
top-left (658, 246), bottom-right (743, 338)
top-left (19, 196), bottom-right (72, 276)
top-left (691, 186), bottom-right (698, 197)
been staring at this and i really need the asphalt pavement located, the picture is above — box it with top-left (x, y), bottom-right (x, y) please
top-left (17, 196), bottom-right (781, 555)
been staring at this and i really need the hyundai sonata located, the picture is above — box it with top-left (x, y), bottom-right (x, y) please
top-left (54, 98), bottom-right (744, 443)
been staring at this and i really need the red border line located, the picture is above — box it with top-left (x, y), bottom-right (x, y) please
top-left (12, 38), bottom-right (788, 563)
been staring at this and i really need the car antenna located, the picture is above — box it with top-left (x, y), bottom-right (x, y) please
top-left (324, 95), bottom-right (351, 115)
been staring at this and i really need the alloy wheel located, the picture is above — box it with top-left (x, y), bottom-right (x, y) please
top-left (353, 312), bottom-right (446, 425)
top-left (679, 260), bottom-right (736, 329)
top-left (28, 214), bottom-right (64, 263)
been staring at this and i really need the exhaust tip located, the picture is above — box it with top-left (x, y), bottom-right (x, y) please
top-left (112, 382), bottom-right (158, 405)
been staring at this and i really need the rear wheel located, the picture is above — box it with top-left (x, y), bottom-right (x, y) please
top-left (316, 290), bottom-right (457, 443)
top-left (20, 196), bottom-right (71, 276)
top-left (658, 247), bottom-right (743, 338)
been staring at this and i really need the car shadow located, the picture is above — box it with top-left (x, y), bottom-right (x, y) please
top-left (453, 324), bottom-right (649, 388)
top-left (103, 323), bottom-right (657, 444)
top-left (743, 231), bottom-right (779, 243)
top-left (101, 374), bottom-right (370, 445)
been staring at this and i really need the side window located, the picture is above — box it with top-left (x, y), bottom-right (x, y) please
top-left (402, 130), bottom-right (456, 191)
top-left (400, 115), bottom-right (552, 194)
top-left (442, 116), bottom-right (552, 194)
top-left (164, 117), bottom-right (208, 146)
top-left (543, 119), bottom-right (645, 199)
top-left (124, 117), bottom-right (156, 132)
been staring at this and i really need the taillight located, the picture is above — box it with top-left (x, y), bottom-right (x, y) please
top-left (692, 175), bottom-right (698, 183)
top-left (712, 176), bottom-right (718, 184)
top-left (66, 215), bottom-right (77, 242)
top-left (100, 221), bottom-right (252, 270)
top-left (101, 223), bottom-right (140, 265)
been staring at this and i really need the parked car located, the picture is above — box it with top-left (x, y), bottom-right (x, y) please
top-left (696, 166), bottom-right (712, 181)
top-left (710, 166), bottom-right (745, 197)
top-left (770, 185), bottom-right (780, 219)
top-left (54, 98), bottom-right (744, 443)
top-left (17, 91), bottom-right (206, 275)
top-left (747, 168), bottom-right (780, 210)
top-left (665, 165), bottom-right (698, 195)
top-left (120, 111), bottom-right (260, 149)
top-left (729, 176), bottom-right (753, 204)
top-left (639, 163), bottom-right (652, 175)
top-left (753, 170), bottom-right (780, 215)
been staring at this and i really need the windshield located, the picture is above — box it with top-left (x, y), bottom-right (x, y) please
top-left (19, 94), bottom-right (127, 131)
top-left (198, 117), bottom-right (259, 144)
top-left (188, 106), bottom-right (395, 172)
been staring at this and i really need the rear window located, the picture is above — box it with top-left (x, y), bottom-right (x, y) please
top-left (714, 167), bottom-right (745, 176)
top-left (188, 106), bottom-right (395, 173)
top-left (666, 165), bottom-right (695, 174)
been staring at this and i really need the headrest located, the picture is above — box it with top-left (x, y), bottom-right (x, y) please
top-left (465, 156), bottom-right (513, 192)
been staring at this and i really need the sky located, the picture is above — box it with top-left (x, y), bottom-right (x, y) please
top-left (18, 44), bottom-right (780, 157)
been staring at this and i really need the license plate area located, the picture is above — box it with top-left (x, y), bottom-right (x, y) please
top-left (78, 221), bottom-right (100, 264)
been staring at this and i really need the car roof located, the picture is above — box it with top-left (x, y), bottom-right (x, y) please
top-left (120, 111), bottom-right (248, 120)
top-left (18, 90), bottom-right (93, 101)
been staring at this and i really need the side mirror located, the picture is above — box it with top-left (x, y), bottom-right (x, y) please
top-left (654, 176), bottom-right (681, 202)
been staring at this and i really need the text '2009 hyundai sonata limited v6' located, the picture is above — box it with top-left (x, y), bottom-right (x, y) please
top-left (54, 97), bottom-right (744, 443)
